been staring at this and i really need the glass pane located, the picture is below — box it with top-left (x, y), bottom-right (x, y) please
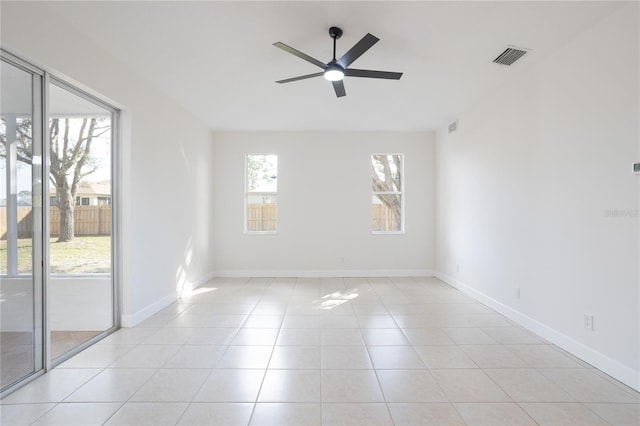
top-left (372, 194), bottom-right (402, 232)
top-left (247, 194), bottom-right (277, 232)
top-left (1, 59), bottom-right (43, 391)
top-left (48, 83), bottom-right (113, 360)
top-left (247, 154), bottom-right (277, 192)
top-left (13, 117), bottom-right (35, 274)
top-left (371, 154), bottom-right (402, 193)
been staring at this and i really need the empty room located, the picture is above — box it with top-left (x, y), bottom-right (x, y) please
top-left (0, 1), bottom-right (638, 425)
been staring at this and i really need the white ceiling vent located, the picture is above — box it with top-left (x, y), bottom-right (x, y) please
top-left (448, 120), bottom-right (458, 134)
top-left (493, 46), bottom-right (529, 66)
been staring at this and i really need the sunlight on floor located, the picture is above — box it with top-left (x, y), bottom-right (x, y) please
top-left (179, 286), bottom-right (217, 298)
top-left (313, 289), bottom-right (359, 310)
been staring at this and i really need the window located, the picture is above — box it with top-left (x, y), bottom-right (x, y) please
top-left (75, 196), bottom-right (91, 206)
top-left (371, 154), bottom-right (403, 233)
top-left (246, 154), bottom-right (277, 233)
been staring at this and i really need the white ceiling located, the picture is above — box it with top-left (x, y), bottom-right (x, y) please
top-left (40, 1), bottom-right (621, 132)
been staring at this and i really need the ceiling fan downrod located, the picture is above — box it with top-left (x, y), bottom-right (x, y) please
top-left (325, 26), bottom-right (345, 81)
top-left (329, 26), bottom-right (343, 61)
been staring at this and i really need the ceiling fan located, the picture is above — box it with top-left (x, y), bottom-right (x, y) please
top-left (273, 27), bottom-right (403, 98)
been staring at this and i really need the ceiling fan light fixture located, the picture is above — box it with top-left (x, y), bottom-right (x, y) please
top-left (274, 27), bottom-right (402, 97)
top-left (324, 63), bottom-right (344, 81)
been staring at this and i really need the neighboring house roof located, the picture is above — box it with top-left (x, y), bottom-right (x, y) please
top-left (49, 181), bottom-right (111, 197)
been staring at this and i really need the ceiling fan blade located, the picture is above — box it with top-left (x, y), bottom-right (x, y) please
top-left (337, 33), bottom-right (379, 68)
top-left (273, 42), bottom-right (327, 69)
top-left (276, 72), bottom-right (324, 84)
top-left (332, 80), bottom-right (346, 98)
top-left (345, 69), bottom-right (403, 80)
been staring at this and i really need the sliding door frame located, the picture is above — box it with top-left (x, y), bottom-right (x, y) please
top-left (0, 50), bottom-right (47, 398)
top-left (47, 76), bottom-right (122, 368)
top-left (0, 49), bottom-right (121, 395)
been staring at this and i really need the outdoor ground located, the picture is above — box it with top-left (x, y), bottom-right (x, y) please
top-left (0, 236), bottom-right (111, 274)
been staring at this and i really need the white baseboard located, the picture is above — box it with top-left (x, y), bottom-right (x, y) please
top-left (121, 292), bottom-right (176, 327)
top-left (435, 271), bottom-right (640, 392)
top-left (213, 269), bottom-right (434, 278)
top-left (121, 270), bottom-right (216, 327)
top-left (191, 271), bottom-right (216, 288)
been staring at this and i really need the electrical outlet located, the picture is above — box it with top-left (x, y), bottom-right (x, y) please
top-left (456, 264), bottom-right (460, 273)
top-left (515, 288), bottom-right (520, 300)
top-left (584, 314), bottom-right (595, 331)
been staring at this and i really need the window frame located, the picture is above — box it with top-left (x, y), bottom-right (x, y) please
top-left (371, 153), bottom-right (404, 235)
top-left (245, 153), bottom-right (278, 235)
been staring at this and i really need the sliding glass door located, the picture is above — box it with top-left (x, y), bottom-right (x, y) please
top-left (48, 80), bottom-right (117, 362)
top-left (0, 56), bottom-right (45, 392)
top-left (1, 51), bottom-right (119, 395)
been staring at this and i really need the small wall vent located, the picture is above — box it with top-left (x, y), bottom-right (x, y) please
top-left (448, 120), bottom-right (458, 134)
top-left (493, 46), bottom-right (529, 66)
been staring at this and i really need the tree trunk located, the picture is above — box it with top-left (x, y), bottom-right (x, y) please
top-left (56, 185), bottom-right (75, 242)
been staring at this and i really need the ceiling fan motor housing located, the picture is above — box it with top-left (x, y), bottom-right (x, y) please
top-left (329, 27), bottom-right (343, 39)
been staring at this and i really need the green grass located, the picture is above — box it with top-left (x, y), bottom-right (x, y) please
top-left (0, 236), bottom-right (111, 274)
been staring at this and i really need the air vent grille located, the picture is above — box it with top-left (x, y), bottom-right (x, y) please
top-left (448, 120), bottom-right (458, 134)
top-left (493, 46), bottom-right (528, 66)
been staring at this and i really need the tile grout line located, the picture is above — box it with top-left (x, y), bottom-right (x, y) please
top-left (6, 276), bottom-right (639, 425)
top-left (106, 298), bottom-right (231, 425)
top-left (364, 278), bottom-right (400, 425)
top-left (246, 277), bottom-right (280, 425)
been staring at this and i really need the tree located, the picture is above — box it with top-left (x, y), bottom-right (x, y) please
top-left (2, 116), bottom-right (109, 242)
top-left (247, 154), bottom-right (277, 193)
top-left (371, 154), bottom-right (402, 231)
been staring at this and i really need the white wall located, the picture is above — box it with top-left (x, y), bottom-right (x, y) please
top-left (1, 2), bottom-right (215, 326)
top-left (212, 132), bottom-right (435, 276)
top-left (435, 4), bottom-right (639, 389)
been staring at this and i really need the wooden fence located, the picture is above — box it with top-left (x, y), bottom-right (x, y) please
top-left (245, 204), bottom-right (398, 232)
top-left (2, 203), bottom-right (395, 237)
top-left (0, 206), bottom-right (111, 239)
top-left (372, 204), bottom-right (401, 232)
top-left (247, 204), bottom-right (277, 232)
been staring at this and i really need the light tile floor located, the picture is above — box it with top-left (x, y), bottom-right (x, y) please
top-left (2, 277), bottom-right (639, 425)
